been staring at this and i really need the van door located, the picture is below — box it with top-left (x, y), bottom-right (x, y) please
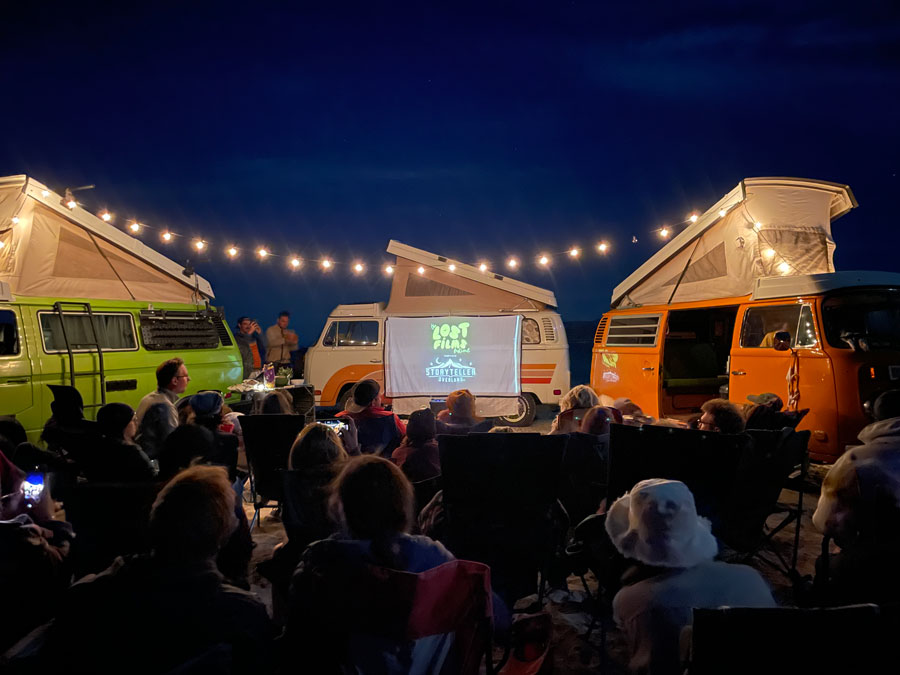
top-left (309, 318), bottom-right (384, 406)
top-left (729, 302), bottom-right (838, 456)
top-left (0, 306), bottom-right (34, 416)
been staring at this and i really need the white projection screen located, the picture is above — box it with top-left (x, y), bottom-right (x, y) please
top-left (385, 315), bottom-right (522, 397)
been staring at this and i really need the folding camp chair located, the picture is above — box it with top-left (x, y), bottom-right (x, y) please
top-left (239, 414), bottom-right (308, 528)
top-left (687, 604), bottom-right (885, 674)
top-left (558, 432), bottom-right (609, 526)
top-left (719, 429), bottom-right (811, 578)
top-left (287, 559), bottom-right (495, 674)
top-left (439, 433), bottom-right (567, 608)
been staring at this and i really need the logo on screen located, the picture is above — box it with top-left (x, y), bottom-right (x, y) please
top-left (431, 321), bottom-right (471, 355)
top-left (426, 357), bottom-right (477, 384)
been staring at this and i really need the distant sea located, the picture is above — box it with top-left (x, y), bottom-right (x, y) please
top-left (563, 320), bottom-right (596, 387)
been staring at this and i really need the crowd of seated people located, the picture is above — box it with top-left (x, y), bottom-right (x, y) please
top-left (5, 367), bottom-right (900, 674)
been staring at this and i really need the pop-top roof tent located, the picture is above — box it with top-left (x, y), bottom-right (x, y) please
top-left (385, 240), bottom-right (557, 313)
top-left (611, 177), bottom-right (858, 309)
top-left (0, 175), bottom-right (212, 304)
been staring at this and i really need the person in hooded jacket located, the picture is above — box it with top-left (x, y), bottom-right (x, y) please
top-left (85, 403), bottom-right (157, 483)
top-left (391, 408), bottom-right (440, 483)
top-left (809, 389), bottom-right (900, 606)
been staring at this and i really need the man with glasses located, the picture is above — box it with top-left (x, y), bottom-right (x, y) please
top-left (135, 358), bottom-right (190, 458)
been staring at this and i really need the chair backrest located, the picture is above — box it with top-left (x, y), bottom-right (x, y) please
top-left (436, 418), bottom-right (495, 435)
top-left (342, 560), bottom-right (493, 675)
top-left (240, 414), bottom-right (309, 503)
top-left (720, 428), bottom-right (810, 550)
top-left (558, 432), bottom-right (609, 525)
top-left (355, 414), bottom-right (401, 457)
top-left (65, 481), bottom-right (161, 579)
top-left (439, 432), bottom-right (567, 603)
top-left (281, 469), bottom-right (337, 548)
top-left (607, 423), bottom-right (748, 531)
top-left (689, 604), bottom-right (884, 674)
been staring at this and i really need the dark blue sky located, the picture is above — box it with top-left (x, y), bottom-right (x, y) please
top-left (2, 1), bottom-right (898, 342)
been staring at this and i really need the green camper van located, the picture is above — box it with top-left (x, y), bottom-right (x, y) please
top-left (0, 175), bottom-right (242, 441)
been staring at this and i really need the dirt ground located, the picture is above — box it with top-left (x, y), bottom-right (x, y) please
top-left (245, 406), bottom-right (828, 673)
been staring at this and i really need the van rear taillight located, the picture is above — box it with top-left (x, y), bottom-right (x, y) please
top-left (553, 389), bottom-right (561, 395)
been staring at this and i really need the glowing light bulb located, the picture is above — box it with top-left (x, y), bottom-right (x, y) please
top-left (290, 257), bottom-right (301, 268)
top-left (227, 246), bottom-right (238, 257)
top-left (41, 190), bottom-right (50, 197)
top-left (353, 262), bottom-right (364, 273)
top-left (162, 231), bottom-right (173, 242)
top-left (384, 265), bottom-right (394, 275)
top-left (719, 208), bottom-right (727, 217)
top-left (754, 221), bottom-right (762, 231)
top-left (321, 259), bottom-right (333, 270)
top-left (66, 199), bottom-right (77, 209)
top-left (11, 216), bottom-right (19, 225)
top-left (777, 262), bottom-right (790, 274)
top-left (659, 228), bottom-right (670, 239)
top-left (507, 258), bottom-right (518, 269)
top-left (129, 222), bottom-right (141, 233)
top-left (569, 248), bottom-right (580, 258)
top-left (417, 266), bottom-right (425, 274)
top-left (100, 211), bottom-right (112, 222)
top-left (194, 240), bottom-right (205, 251)
top-left (479, 262), bottom-right (488, 272)
top-left (689, 214), bottom-right (699, 223)
top-left (597, 242), bottom-right (609, 253)
top-left (257, 248), bottom-right (268, 258)
top-left (538, 255), bottom-right (549, 266)
top-left (448, 264), bottom-right (456, 272)
top-left (763, 248), bottom-right (776, 260)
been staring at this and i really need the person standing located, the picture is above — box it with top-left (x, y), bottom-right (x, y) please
top-left (265, 311), bottom-right (299, 367)
top-left (235, 317), bottom-right (267, 379)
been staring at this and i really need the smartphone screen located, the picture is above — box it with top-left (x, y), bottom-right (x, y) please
top-left (319, 418), bottom-right (349, 433)
top-left (23, 474), bottom-right (44, 506)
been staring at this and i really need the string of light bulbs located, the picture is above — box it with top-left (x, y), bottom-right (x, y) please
top-left (1, 185), bottom-right (785, 275)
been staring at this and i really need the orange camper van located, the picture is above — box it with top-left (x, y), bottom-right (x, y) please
top-left (591, 177), bottom-right (900, 462)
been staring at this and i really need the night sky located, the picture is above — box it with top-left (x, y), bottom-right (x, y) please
top-left (2, 2), bottom-right (898, 345)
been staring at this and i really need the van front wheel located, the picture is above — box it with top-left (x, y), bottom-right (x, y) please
top-left (496, 394), bottom-right (537, 427)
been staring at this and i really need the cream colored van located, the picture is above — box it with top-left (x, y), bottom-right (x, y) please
top-left (305, 242), bottom-right (570, 426)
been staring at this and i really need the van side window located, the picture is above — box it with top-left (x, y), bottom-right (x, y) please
top-left (322, 322), bottom-right (337, 346)
top-left (605, 314), bottom-right (661, 347)
top-left (740, 305), bottom-right (816, 349)
top-left (0, 310), bottom-right (19, 356)
top-left (336, 321), bottom-right (379, 347)
top-left (522, 318), bottom-right (541, 344)
top-left (39, 312), bottom-right (137, 353)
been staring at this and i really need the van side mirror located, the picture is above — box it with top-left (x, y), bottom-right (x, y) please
top-left (773, 331), bottom-right (791, 352)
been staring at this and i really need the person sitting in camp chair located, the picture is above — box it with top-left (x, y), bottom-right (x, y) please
top-left (606, 479), bottom-right (774, 675)
top-left (337, 379), bottom-right (406, 456)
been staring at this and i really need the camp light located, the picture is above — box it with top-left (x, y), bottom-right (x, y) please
top-left (448, 264), bottom-right (456, 272)
top-left (100, 211), bottom-right (112, 222)
top-left (417, 266), bottom-right (425, 274)
top-left (129, 222), bottom-right (142, 233)
top-left (384, 265), bottom-right (394, 275)
top-left (257, 248), bottom-right (268, 258)
top-left (321, 259), bottom-right (333, 270)
top-left (478, 262), bottom-right (488, 272)
top-left (290, 257), bottom-right (301, 268)
top-left (227, 246), bottom-right (238, 257)
top-left (194, 240), bottom-right (205, 251)
top-left (507, 258), bottom-right (518, 269)
top-left (538, 255), bottom-right (549, 266)
top-left (597, 242), bottom-right (609, 253)
top-left (689, 214), bottom-right (699, 223)
top-left (353, 262), bottom-right (364, 273)
top-left (568, 248), bottom-right (580, 258)
top-left (162, 231), bottom-right (173, 242)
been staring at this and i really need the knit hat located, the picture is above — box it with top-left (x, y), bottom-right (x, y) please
top-left (346, 379), bottom-right (380, 414)
top-left (191, 391), bottom-right (223, 417)
top-left (97, 402), bottom-right (135, 438)
top-left (605, 478), bottom-right (718, 568)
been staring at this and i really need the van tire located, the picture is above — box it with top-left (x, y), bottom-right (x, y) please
top-left (335, 388), bottom-right (352, 412)
top-left (497, 393), bottom-right (537, 427)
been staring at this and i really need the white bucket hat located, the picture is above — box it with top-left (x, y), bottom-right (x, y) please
top-left (605, 478), bottom-right (718, 568)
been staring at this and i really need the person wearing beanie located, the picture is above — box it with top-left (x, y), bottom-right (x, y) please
top-left (435, 389), bottom-right (492, 434)
top-left (391, 408), bottom-right (440, 482)
top-left (189, 391), bottom-right (239, 482)
top-left (606, 479), bottom-right (774, 675)
top-left (85, 402), bottom-right (156, 483)
top-left (336, 379), bottom-right (406, 456)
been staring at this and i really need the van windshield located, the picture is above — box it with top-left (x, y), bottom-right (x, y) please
top-left (822, 289), bottom-right (900, 350)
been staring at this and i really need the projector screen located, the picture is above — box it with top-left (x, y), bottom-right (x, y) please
top-left (385, 315), bottom-right (522, 397)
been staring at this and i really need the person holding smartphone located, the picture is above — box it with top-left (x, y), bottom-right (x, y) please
top-left (235, 316), bottom-right (267, 379)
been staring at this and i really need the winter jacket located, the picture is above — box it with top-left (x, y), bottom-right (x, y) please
top-left (235, 330), bottom-right (267, 379)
